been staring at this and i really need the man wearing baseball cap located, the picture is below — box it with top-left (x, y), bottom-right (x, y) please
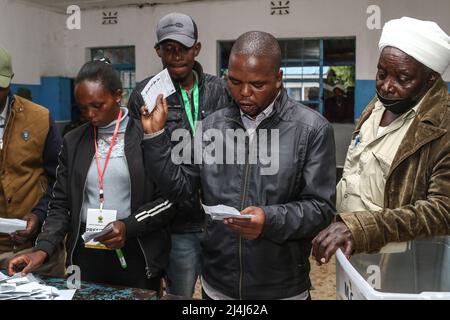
top-left (127, 13), bottom-right (231, 298)
top-left (0, 47), bottom-right (65, 277)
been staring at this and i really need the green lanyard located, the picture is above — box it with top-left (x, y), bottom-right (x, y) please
top-left (180, 80), bottom-right (199, 135)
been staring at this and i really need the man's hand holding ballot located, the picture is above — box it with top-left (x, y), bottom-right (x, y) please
top-left (93, 221), bottom-right (126, 250)
top-left (223, 206), bottom-right (266, 240)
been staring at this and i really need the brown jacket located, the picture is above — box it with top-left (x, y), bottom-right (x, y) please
top-left (0, 96), bottom-right (50, 252)
top-left (339, 78), bottom-right (450, 253)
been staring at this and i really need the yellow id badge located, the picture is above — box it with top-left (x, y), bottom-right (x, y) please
top-left (85, 208), bottom-right (117, 249)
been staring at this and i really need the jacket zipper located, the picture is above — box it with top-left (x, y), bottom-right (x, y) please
top-left (69, 173), bottom-right (88, 266)
top-left (239, 164), bottom-right (250, 299)
top-left (137, 238), bottom-right (152, 279)
top-left (123, 148), bottom-right (152, 279)
top-left (231, 112), bottom-right (277, 300)
top-left (238, 136), bottom-right (251, 300)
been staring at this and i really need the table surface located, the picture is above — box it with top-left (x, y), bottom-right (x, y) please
top-left (44, 276), bottom-right (158, 300)
top-left (2, 270), bottom-right (157, 300)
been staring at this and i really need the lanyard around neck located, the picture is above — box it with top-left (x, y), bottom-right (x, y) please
top-left (180, 80), bottom-right (199, 135)
top-left (93, 109), bottom-right (122, 211)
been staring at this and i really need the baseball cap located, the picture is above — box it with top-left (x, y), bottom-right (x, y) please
top-left (156, 13), bottom-right (198, 48)
top-left (0, 47), bottom-right (13, 88)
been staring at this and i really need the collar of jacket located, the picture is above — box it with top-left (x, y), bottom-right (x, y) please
top-left (223, 88), bottom-right (289, 128)
top-left (355, 78), bottom-right (448, 177)
top-left (2, 90), bottom-right (15, 118)
top-left (8, 94), bottom-right (35, 119)
top-left (7, 91), bottom-right (15, 110)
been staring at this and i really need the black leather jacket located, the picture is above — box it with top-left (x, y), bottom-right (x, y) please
top-left (128, 61), bottom-right (231, 233)
top-left (35, 117), bottom-right (175, 279)
top-left (143, 89), bottom-right (336, 299)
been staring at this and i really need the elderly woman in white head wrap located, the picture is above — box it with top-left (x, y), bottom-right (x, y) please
top-left (312, 17), bottom-right (450, 265)
top-left (375, 17), bottom-right (450, 119)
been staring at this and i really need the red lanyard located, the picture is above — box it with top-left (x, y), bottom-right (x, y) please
top-left (93, 109), bottom-right (123, 211)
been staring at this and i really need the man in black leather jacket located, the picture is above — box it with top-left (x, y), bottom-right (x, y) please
top-left (140, 31), bottom-right (336, 299)
top-left (127, 13), bottom-right (231, 297)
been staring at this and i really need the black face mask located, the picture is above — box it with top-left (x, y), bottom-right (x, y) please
top-left (376, 91), bottom-right (419, 114)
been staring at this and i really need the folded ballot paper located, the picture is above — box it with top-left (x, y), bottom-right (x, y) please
top-left (202, 204), bottom-right (254, 220)
top-left (0, 218), bottom-right (27, 234)
top-left (0, 272), bottom-right (75, 300)
top-left (81, 223), bottom-right (113, 244)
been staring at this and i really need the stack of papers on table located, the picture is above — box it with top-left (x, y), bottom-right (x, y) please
top-left (0, 272), bottom-right (76, 300)
top-left (0, 218), bottom-right (26, 234)
top-left (202, 204), bottom-right (254, 220)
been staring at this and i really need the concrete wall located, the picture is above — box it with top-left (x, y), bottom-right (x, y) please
top-left (58, 0), bottom-right (450, 164)
top-left (61, 0), bottom-right (450, 82)
top-left (3, 0), bottom-right (449, 89)
top-left (0, 0), bottom-right (66, 84)
top-left (1, 0), bottom-right (449, 157)
top-left (61, 0), bottom-right (450, 125)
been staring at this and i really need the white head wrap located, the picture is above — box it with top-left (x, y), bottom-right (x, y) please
top-left (379, 17), bottom-right (450, 74)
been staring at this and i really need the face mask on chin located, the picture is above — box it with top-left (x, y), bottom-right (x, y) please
top-left (376, 70), bottom-right (435, 114)
top-left (376, 90), bottom-right (420, 114)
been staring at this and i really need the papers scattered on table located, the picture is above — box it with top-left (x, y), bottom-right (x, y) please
top-left (0, 272), bottom-right (8, 282)
top-left (0, 271), bottom-right (75, 300)
top-left (202, 204), bottom-right (254, 220)
top-left (141, 68), bottom-right (176, 114)
top-left (54, 289), bottom-right (76, 300)
top-left (0, 218), bottom-right (26, 234)
top-left (81, 223), bottom-right (113, 243)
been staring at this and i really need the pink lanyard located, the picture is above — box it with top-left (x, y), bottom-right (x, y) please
top-left (93, 109), bottom-right (123, 211)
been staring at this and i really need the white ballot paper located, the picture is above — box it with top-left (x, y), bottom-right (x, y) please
top-left (202, 204), bottom-right (254, 220)
top-left (0, 218), bottom-right (27, 234)
top-left (54, 289), bottom-right (76, 300)
top-left (83, 208), bottom-right (116, 249)
top-left (141, 68), bottom-right (176, 113)
top-left (81, 221), bottom-right (114, 245)
top-left (0, 272), bottom-right (74, 300)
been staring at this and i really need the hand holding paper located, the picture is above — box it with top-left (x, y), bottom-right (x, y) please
top-left (223, 206), bottom-right (266, 240)
top-left (94, 221), bottom-right (126, 250)
top-left (140, 68), bottom-right (176, 114)
top-left (82, 208), bottom-right (116, 249)
top-left (0, 218), bottom-right (27, 234)
top-left (140, 94), bottom-right (169, 134)
top-left (81, 223), bottom-right (113, 244)
top-left (11, 213), bottom-right (40, 245)
top-left (201, 204), bottom-right (254, 220)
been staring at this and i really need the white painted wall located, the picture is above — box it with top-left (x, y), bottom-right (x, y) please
top-left (0, 0), bottom-right (66, 84)
top-left (63, 0), bottom-right (450, 82)
top-left (0, 0), bottom-right (449, 83)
